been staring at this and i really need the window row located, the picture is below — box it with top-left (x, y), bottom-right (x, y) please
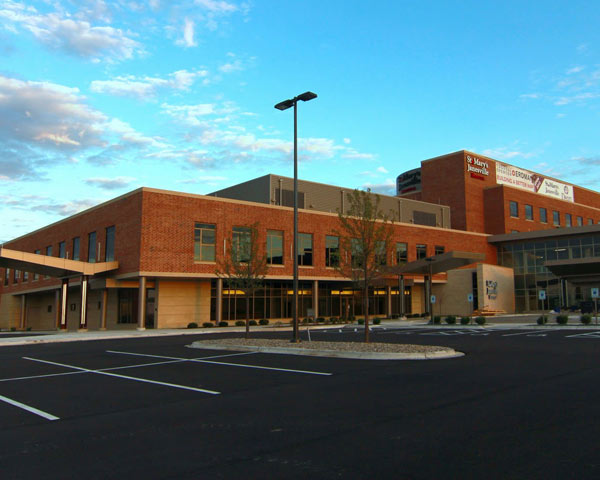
top-left (509, 201), bottom-right (598, 227)
top-left (193, 222), bottom-right (445, 268)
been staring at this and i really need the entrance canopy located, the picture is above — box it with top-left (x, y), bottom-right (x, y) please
top-left (391, 250), bottom-right (486, 276)
top-left (0, 247), bottom-right (118, 278)
top-left (544, 257), bottom-right (600, 285)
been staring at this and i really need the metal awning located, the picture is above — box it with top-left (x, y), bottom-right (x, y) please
top-left (391, 250), bottom-right (486, 275)
top-left (545, 257), bottom-right (600, 284)
top-left (0, 247), bottom-right (118, 278)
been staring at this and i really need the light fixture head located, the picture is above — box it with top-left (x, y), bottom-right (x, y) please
top-left (296, 91), bottom-right (317, 102)
top-left (274, 99), bottom-right (294, 111)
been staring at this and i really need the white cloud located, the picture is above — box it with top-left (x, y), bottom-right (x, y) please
top-left (361, 179), bottom-right (396, 195)
top-left (90, 69), bottom-right (208, 99)
top-left (0, 2), bottom-right (142, 61)
top-left (376, 166), bottom-right (389, 174)
top-left (519, 93), bottom-right (540, 99)
top-left (566, 66), bottom-right (585, 75)
top-left (195, 0), bottom-right (238, 13)
top-left (85, 176), bottom-right (136, 190)
top-left (554, 93), bottom-right (599, 106)
top-left (481, 147), bottom-right (535, 160)
top-left (177, 17), bottom-right (197, 48)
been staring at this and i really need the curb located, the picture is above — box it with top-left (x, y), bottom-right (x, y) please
top-left (188, 341), bottom-right (464, 360)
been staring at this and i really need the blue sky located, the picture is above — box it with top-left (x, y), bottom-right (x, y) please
top-left (1, 0), bottom-right (599, 242)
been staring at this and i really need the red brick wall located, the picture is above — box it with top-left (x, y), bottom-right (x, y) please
top-left (483, 187), bottom-right (506, 234)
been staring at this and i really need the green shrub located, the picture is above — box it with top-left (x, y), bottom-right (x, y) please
top-left (202, 322), bottom-right (213, 328)
top-left (302, 318), bottom-right (309, 324)
top-left (187, 322), bottom-right (198, 328)
top-left (10, 327), bottom-right (16, 332)
top-left (330, 317), bottom-right (338, 324)
top-left (373, 318), bottom-right (381, 325)
top-left (433, 316), bottom-right (442, 324)
top-left (316, 317), bottom-right (325, 323)
top-left (445, 315), bottom-right (457, 325)
top-left (391, 314), bottom-right (400, 319)
top-left (249, 320), bottom-right (258, 326)
top-left (218, 321), bottom-right (229, 327)
top-left (421, 312), bottom-right (429, 318)
top-left (357, 318), bottom-right (365, 325)
top-left (235, 320), bottom-right (245, 327)
top-left (475, 316), bottom-right (486, 326)
top-left (556, 315), bottom-right (568, 325)
top-left (26, 327), bottom-right (32, 331)
top-left (460, 316), bottom-right (471, 325)
top-left (259, 318), bottom-right (269, 325)
top-left (581, 314), bottom-right (592, 325)
top-left (537, 315), bottom-right (547, 325)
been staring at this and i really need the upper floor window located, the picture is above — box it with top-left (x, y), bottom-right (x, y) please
top-left (232, 226), bottom-right (251, 263)
top-left (58, 241), bottom-right (66, 258)
top-left (105, 226), bottom-right (115, 262)
top-left (539, 208), bottom-right (548, 223)
top-left (46, 245), bottom-right (52, 256)
top-left (266, 230), bottom-right (284, 265)
top-left (13, 269), bottom-right (19, 283)
top-left (88, 231), bottom-right (97, 263)
top-left (23, 271), bottom-right (29, 282)
top-left (525, 204), bottom-right (533, 221)
top-left (589, 218), bottom-right (594, 225)
top-left (577, 216), bottom-right (583, 227)
top-left (509, 201), bottom-right (518, 218)
top-left (298, 233), bottom-right (313, 266)
top-left (325, 235), bottom-right (339, 267)
top-left (34, 249), bottom-right (40, 280)
top-left (375, 241), bottom-right (387, 266)
top-left (72, 237), bottom-right (80, 261)
top-left (4, 268), bottom-right (9, 286)
top-left (194, 223), bottom-right (216, 262)
top-left (416, 244), bottom-right (427, 260)
top-left (396, 242), bottom-right (408, 265)
top-left (435, 245), bottom-right (445, 256)
top-left (565, 213), bottom-right (572, 227)
top-left (553, 211), bottom-right (560, 226)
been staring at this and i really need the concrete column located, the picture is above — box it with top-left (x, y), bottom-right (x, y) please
top-left (137, 276), bottom-right (147, 331)
top-left (100, 288), bottom-right (108, 330)
top-left (20, 295), bottom-right (26, 330)
top-left (216, 278), bottom-right (223, 324)
top-left (79, 275), bottom-right (88, 330)
top-left (386, 286), bottom-right (392, 318)
top-left (313, 280), bottom-right (319, 318)
top-left (424, 276), bottom-right (430, 317)
top-left (399, 275), bottom-right (405, 317)
top-left (54, 289), bottom-right (60, 329)
top-left (60, 279), bottom-right (68, 330)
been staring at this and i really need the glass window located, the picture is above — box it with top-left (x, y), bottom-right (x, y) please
top-left (23, 271), bottom-right (29, 282)
top-left (396, 242), bottom-right (408, 265)
top-left (416, 244), bottom-right (427, 259)
top-left (539, 208), bottom-right (547, 223)
top-left (375, 241), bottom-right (387, 266)
top-left (553, 211), bottom-right (560, 226)
top-left (350, 238), bottom-right (362, 268)
top-left (525, 204), bottom-right (533, 220)
top-left (34, 249), bottom-right (40, 280)
top-left (435, 245), bottom-right (445, 255)
top-left (509, 201), bottom-right (519, 218)
top-left (577, 216), bottom-right (583, 226)
top-left (88, 232), bottom-right (97, 263)
top-left (565, 214), bottom-right (572, 227)
top-left (589, 218), bottom-right (594, 225)
top-left (267, 230), bottom-right (284, 265)
top-left (232, 226), bottom-right (252, 263)
top-left (58, 241), bottom-right (66, 258)
top-left (325, 235), bottom-right (339, 267)
top-left (46, 245), bottom-right (52, 257)
top-left (13, 269), bottom-right (19, 283)
top-left (105, 226), bottom-right (115, 261)
top-left (4, 268), bottom-right (9, 286)
top-left (72, 237), bottom-right (80, 261)
top-left (194, 223), bottom-right (216, 262)
top-left (298, 233), bottom-right (313, 266)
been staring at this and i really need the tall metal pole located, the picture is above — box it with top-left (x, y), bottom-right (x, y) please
top-left (292, 100), bottom-right (299, 343)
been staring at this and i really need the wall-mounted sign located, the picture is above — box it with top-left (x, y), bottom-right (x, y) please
top-left (467, 293), bottom-right (474, 303)
top-left (539, 290), bottom-right (546, 300)
top-left (430, 295), bottom-right (436, 304)
top-left (496, 162), bottom-right (574, 202)
top-left (592, 288), bottom-right (599, 299)
top-left (486, 280), bottom-right (498, 300)
top-left (466, 154), bottom-right (490, 180)
top-left (396, 168), bottom-right (422, 196)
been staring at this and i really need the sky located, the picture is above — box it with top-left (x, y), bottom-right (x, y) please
top-left (1, 0), bottom-right (600, 243)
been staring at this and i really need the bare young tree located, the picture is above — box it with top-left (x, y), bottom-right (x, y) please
top-left (217, 224), bottom-right (268, 339)
top-left (336, 189), bottom-right (394, 342)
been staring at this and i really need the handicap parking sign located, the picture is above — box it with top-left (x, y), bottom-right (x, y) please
top-left (430, 295), bottom-right (436, 304)
top-left (467, 293), bottom-right (473, 303)
top-left (538, 290), bottom-right (546, 300)
top-left (592, 288), bottom-right (599, 299)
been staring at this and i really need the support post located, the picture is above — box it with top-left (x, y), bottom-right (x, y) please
top-left (79, 275), bottom-right (88, 330)
top-left (216, 278), bottom-right (223, 324)
top-left (60, 279), bottom-right (68, 330)
top-left (386, 285), bottom-right (392, 318)
top-left (100, 288), bottom-right (108, 330)
top-left (54, 289), bottom-right (60, 329)
top-left (313, 280), bottom-right (319, 319)
top-left (137, 276), bottom-right (147, 331)
top-left (399, 275), bottom-right (405, 317)
top-left (20, 295), bottom-right (26, 330)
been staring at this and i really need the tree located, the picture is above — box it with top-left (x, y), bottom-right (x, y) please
top-left (217, 224), bottom-right (268, 338)
top-left (336, 189), bottom-right (394, 342)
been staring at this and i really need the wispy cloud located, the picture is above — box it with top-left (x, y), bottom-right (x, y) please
top-left (482, 147), bottom-right (536, 160)
top-left (361, 179), bottom-right (396, 196)
top-left (85, 176), bottom-right (136, 190)
top-left (176, 17), bottom-right (197, 47)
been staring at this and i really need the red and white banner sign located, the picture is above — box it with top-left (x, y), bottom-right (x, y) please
top-left (495, 162), bottom-right (574, 202)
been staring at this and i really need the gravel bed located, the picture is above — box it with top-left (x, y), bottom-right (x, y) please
top-left (196, 338), bottom-right (452, 354)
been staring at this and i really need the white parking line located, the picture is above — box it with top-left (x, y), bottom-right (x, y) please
top-left (107, 350), bottom-right (333, 376)
top-left (502, 331), bottom-right (539, 336)
top-left (0, 393), bottom-right (59, 421)
top-left (566, 332), bottom-right (600, 338)
top-left (23, 357), bottom-right (220, 395)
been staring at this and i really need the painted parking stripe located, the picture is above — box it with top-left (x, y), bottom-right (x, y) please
top-left (503, 331), bottom-right (540, 336)
top-left (107, 350), bottom-right (333, 376)
top-left (23, 357), bottom-right (220, 395)
top-left (0, 393), bottom-right (59, 421)
top-left (566, 332), bottom-right (600, 338)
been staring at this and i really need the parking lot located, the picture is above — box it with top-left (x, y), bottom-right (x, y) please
top-left (2, 328), bottom-right (600, 479)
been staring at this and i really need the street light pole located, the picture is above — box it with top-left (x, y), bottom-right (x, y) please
top-left (275, 91), bottom-right (317, 343)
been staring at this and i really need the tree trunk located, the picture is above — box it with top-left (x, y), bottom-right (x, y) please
top-left (364, 280), bottom-right (370, 343)
top-left (245, 293), bottom-right (250, 339)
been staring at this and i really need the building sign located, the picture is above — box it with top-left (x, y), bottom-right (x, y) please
top-left (496, 162), bottom-right (574, 202)
top-left (396, 168), bottom-right (422, 196)
top-left (486, 280), bottom-right (498, 300)
top-left (466, 155), bottom-right (490, 181)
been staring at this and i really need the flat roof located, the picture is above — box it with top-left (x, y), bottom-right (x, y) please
top-left (488, 224), bottom-right (600, 244)
top-left (391, 250), bottom-right (486, 275)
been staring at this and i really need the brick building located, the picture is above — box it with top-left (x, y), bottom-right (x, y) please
top-left (1, 149), bottom-right (600, 330)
